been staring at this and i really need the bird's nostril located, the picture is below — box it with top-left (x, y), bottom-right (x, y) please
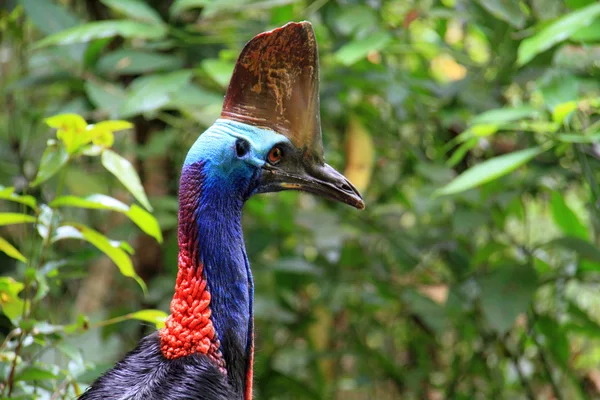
top-left (341, 183), bottom-right (352, 192)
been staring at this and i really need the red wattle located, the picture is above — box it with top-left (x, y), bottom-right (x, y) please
top-left (160, 250), bottom-right (224, 372)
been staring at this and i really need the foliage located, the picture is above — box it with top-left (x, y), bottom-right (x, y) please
top-left (1, 0), bottom-right (600, 399)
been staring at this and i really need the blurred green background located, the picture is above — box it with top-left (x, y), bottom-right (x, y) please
top-left (3, 0), bottom-right (600, 399)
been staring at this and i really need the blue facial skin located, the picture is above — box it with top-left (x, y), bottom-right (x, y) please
top-left (185, 119), bottom-right (291, 195)
top-left (182, 119), bottom-right (290, 390)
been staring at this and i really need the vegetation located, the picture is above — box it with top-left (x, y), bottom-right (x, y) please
top-left (2, 0), bottom-right (600, 398)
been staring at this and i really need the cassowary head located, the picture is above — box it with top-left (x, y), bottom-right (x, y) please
top-left (185, 21), bottom-right (364, 210)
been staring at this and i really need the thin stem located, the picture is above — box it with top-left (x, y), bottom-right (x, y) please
top-left (5, 331), bottom-right (24, 397)
top-left (528, 310), bottom-right (565, 400)
top-left (497, 336), bottom-right (536, 400)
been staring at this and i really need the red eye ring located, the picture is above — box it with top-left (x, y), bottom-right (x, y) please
top-left (267, 147), bottom-right (282, 164)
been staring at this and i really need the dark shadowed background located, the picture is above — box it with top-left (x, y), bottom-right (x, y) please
top-left (2, 0), bottom-right (600, 399)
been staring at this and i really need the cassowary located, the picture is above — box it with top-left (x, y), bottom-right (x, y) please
top-left (79, 21), bottom-right (364, 400)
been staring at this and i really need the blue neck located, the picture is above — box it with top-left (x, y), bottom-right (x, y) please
top-left (179, 161), bottom-right (253, 393)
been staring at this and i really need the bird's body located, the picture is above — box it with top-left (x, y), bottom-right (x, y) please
top-left (80, 23), bottom-right (363, 400)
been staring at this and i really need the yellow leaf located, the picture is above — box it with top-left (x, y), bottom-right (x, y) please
top-left (344, 117), bottom-right (374, 193)
top-left (0, 237), bottom-right (27, 263)
top-left (430, 54), bottom-right (467, 82)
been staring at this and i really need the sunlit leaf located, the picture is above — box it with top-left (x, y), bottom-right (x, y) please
top-left (128, 309), bottom-right (168, 329)
top-left (471, 106), bottom-right (539, 125)
top-left (0, 213), bottom-right (36, 226)
top-left (45, 114), bottom-right (93, 154)
top-left (90, 120), bottom-right (133, 132)
top-left (0, 186), bottom-right (36, 209)
top-left (550, 192), bottom-right (588, 240)
top-left (34, 20), bottom-right (168, 48)
top-left (101, 0), bottom-right (163, 24)
top-left (202, 59), bottom-right (234, 88)
top-left (517, 3), bottom-right (600, 66)
top-left (59, 223), bottom-right (146, 293)
top-left (0, 237), bottom-right (27, 263)
top-left (51, 195), bottom-right (162, 242)
top-left (0, 277), bottom-right (25, 322)
top-left (436, 147), bottom-right (545, 196)
top-left (31, 143), bottom-right (69, 186)
top-left (127, 205), bottom-right (163, 243)
top-left (50, 194), bottom-right (129, 212)
top-left (45, 113), bottom-right (87, 132)
top-left (552, 101), bottom-right (578, 124)
top-left (101, 150), bottom-right (153, 211)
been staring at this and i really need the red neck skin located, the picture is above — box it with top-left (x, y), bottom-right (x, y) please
top-left (159, 243), bottom-right (225, 371)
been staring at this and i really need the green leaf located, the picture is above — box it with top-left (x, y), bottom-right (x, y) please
top-left (471, 106), bottom-right (539, 125)
top-left (549, 236), bottom-right (600, 264)
top-left (50, 194), bottom-right (129, 212)
top-left (15, 365), bottom-right (59, 382)
top-left (478, 264), bottom-right (538, 334)
top-left (20, 0), bottom-right (82, 35)
top-left (120, 70), bottom-right (193, 117)
top-left (0, 277), bottom-right (25, 322)
top-left (0, 237), bottom-right (27, 263)
top-left (550, 192), bottom-right (588, 240)
top-left (101, 149), bottom-right (153, 211)
top-left (50, 195), bottom-right (162, 242)
top-left (170, 0), bottom-right (295, 17)
top-left (0, 213), bottom-right (36, 226)
top-left (20, 0), bottom-right (86, 60)
top-left (34, 20), bottom-right (168, 48)
top-left (85, 81), bottom-right (126, 118)
top-left (535, 315), bottom-right (570, 370)
top-left (170, 0), bottom-right (211, 16)
top-left (128, 309), bottom-right (168, 329)
top-left (436, 147), bottom-right (544, 196)
top-left (101, 0), bottom-right (163, 24)
top-left (517, 3), bottom-right (600, 66)
top-left (402, 289), bottom-right (447, 333)
top-left (127, 205), bottom-right (163, 243)
top-left (335, 31), bottom-right (391, 66)
top-left (202, 59), bottom-right (235, 88)
top-left (0, 186), bottom-right (36, 209)
top-left (552, 101), bottom-right (578, 124)
top-left (59, 223), bottom-right (146, 293)
top-left (31, 143), bottom-right (69, 186)
top-left (570, 19), bottom-right (600, 42)
top-left (97, 50), bottom-right (183, 75)
top-left (556, 133), bottom-right (600, 143)
top-left (475, 0), bottom-right (526, 28)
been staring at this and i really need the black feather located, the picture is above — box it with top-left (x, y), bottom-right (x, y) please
top-left (79, 332), bottom-right (240, 400)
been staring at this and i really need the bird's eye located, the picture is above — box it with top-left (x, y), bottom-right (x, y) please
top-left (267, 146), bottom-right (282, 164)
top-left (236, 139), bottom-right (250, 158)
